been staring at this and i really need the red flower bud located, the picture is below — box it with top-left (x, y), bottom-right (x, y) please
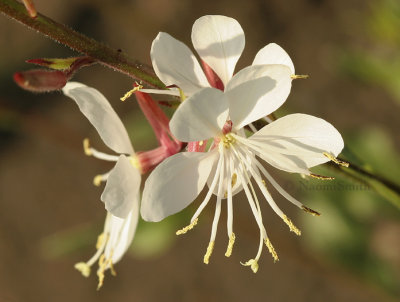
top-left (14, 69), bottom-right (67, 92)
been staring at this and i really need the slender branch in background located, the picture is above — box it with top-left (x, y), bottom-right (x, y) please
top-left (0, 0), bottom-right (165, 89)
top-left (337, 158), bottom-right (400, 194)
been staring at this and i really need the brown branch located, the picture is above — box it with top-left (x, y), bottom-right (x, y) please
top-left (0, 0), bottom-right (165, 89)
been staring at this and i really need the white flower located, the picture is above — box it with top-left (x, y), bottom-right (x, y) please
top-left (63, 82), bottom-right (140, 288)
top-left (142, 14), bottom-right (298, 114)
top-left (141, 84), bottom-right (345, 272)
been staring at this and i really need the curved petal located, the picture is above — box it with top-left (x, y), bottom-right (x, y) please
top-left (105, 199), bottom-right (140, 263)
top-left (170, 87), bottom-right (228, 142)
top-left (141, 151), bottom-right (218, 222)
top-left (226, 65), bottom-right (292, 129)
top-left (63, 82), bottom-right (133, 154)
top-left (250, 113), bottom-right (344, 171)
top-left (151, 32), bottom-right (209, 96)
top-left (253, 149), bottom-right (311, 174)
top-left (252, 43), bottom-right (295, 74)
top-left (101, 155), bottom-right (141, 218)
top-left (192, 15), bottom-right (245, 86)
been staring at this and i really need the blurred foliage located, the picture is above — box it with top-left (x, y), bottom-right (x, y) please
top-left (340, 0), bottom-right (400, 104)
top-left (0, 108), bottom-right (20, 151)
top-left (39, 222), bottom-right (99, 260)
top-left (300, 127), bottom-right (400, 296)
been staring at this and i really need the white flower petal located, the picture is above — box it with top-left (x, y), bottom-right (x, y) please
top-left (191, 15), bottom-right (245, 86)
top-left (250, 113), bottom-right (344, 171)
top-left (252, 43), bottom-right (295, 74)
top-left (170, 87), bottom-right (228, 142)
top-left (105, 199), bottom-right (140, 263)
top-left (225, 65), bottom-right (292, 129)
top-left (101, 155), bottom-right (141, 218)
top-left (141, 151), bottom-right (218, 222)
top-left (63, 82), bottom-right (134, 154)
top-left (151, 32), bottom-right (209, 96)
top-left (253, 149), bottom-right (311, 174)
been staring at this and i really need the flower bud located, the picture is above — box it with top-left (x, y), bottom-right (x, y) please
top-left (14, 69), bottom-right (67, 92)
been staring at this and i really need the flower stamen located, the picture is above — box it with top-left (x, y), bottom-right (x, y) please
top-left (83, 138), bottom-right (92, 156)
top-left (203, 241), bottom-right (215, 264)
top-left (302, 206), bottom-right (321, 216)
top-left (82, 139), bottom-right (119, 161)
top-left (291, 74), bottom-right (309, 79)
top-left (120, 84), bottom-right (143, 101)
top-left (176, 218), bottom-right (199, 235)
top-left (222, 133), bottom-right (236, 148)
top-left (323, 152), bottom-right (349, 167)
top-left (282, 215), bottom-right (301, 236)
top-left (241, 259), bottom-right (259, 273)
top-left (93, 173), bottom-right (110, 186)
top-left (309, 173), bottom-right (335, 180)
top-left (225, 233), bottom-right (236, 257)
top-left (97, 250), bottom-right (116, 290)
top-left (264, 237), bottom-right (279, 262)
top-left (74, 262), bottom-right (91, 277)
top-left (74, 232), bottom-right (109, 279)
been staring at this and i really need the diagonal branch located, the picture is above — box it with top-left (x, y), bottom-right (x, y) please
top-left (0, 0), bottom-right (165, 89)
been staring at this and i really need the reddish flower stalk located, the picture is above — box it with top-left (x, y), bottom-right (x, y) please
top-left (134, 88), bottom-right (182, 172)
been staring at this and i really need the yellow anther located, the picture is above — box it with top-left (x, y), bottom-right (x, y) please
top-left (74, 262), bottom-right (91, 277)
top-left (282, 215), bottom-right (301, 236)
top-left (291, 74), bottom-right (309, 79)
top-left (225, 173), bottom-right (238, 198)
top-left (199, 140), bottom-right (204, 146)
top-left (241, 259), bottom-right (259, 273)
top-left (83, 138), bottom-right (92, 156)
top-left (120, 84), bottom-right (143, 102)
top-left (176, 218), bottom-right (198, 235)
top-left (96, 233), bottom-right (106, 250)
top-left (264, 237), bottom-right (279, 262)
top-left (129, 156), bottom-right (141, 170)
top-left (323, 152), bottom-right (349, 167)
top-left (231, 173), bottom-right (237, 187)
top-left (222, 134), bottom-right (236, 148)
top-left (302, 206), bottom-right (321, 217)
top-left (97, 254), bottom-right (106, 290)
top-left (179, 88), bottom-right (186, 102)
top-left (96, 251), bottom-right (116, 290)
top-left (93, 175), bottom-right (103, 187)
top-left (309, 173), bottom-right (334, 180)
top-left (203, 241), bottom-right (215, 264)
top-left (225, 233), bottom-right (236, 257)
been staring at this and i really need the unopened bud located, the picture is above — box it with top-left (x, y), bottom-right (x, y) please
top-left (22, 0), bottom-right (37, 18)
top-left (14, 69), bottom-right (67, 92)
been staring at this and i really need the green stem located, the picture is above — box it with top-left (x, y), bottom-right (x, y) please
top-left (0, 0), bottom-right (165, 88)
top-left (337, 158), bottom-right (400, 194)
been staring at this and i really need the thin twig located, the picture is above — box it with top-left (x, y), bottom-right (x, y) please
top-left (0, 0), bottom-right (165, 88)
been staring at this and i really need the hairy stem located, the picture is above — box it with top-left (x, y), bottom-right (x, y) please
top-left (0, 0), bottom-right (165, 88)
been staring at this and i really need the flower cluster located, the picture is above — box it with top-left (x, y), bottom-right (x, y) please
top-left (63, 15), bottom-right (345, 286)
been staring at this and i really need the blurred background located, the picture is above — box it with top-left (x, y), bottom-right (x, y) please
top-left (0, 0), bottom-right (400, 301)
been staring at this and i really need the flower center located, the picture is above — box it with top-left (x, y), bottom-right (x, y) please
top-left (221, 133), bottom-right (236, 149)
